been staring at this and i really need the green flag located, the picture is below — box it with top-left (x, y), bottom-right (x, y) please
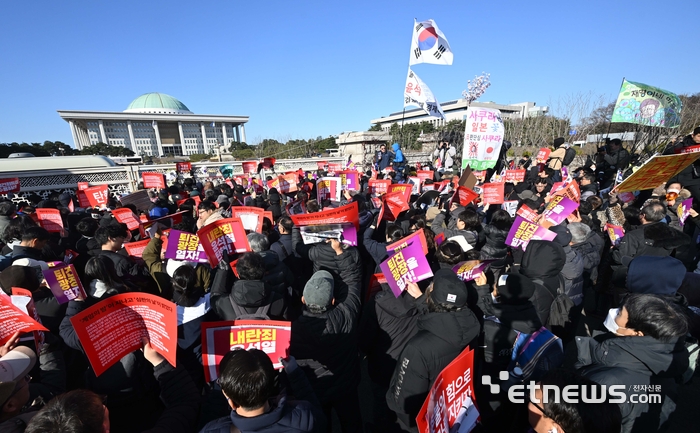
top-left (611, 79), bottom-right (682, 128)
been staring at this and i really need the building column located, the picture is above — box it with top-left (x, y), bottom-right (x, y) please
top-left (178, 122), bottom-right (186, 155)
top-left (127, 121), bottom-right (136, 154)
top-left (239, 124), bottom-right (247, 143)
top-left (98, 120), bottom-right (108, 144)
top-left (200, 122), bottom-right (208, 153)
top-left (69, 120), bottom-right (80, 150)
top-left (222, 122), bottom-right (229, 147)
top-left (78, 125), bottom-right (90, 149)
top-left (152, 121), bottom-right (164, 156)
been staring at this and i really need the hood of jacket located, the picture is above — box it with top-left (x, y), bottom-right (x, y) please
top-left (582, 335), bottom-right (688, 378)
top-left (487, 302), bottom-right (542, 334)
top-left (519, 240), bottom-right (566, 281)
top-left (417, 308), bottom-right (479, 348)
top-left (392, 143), bottom-right (400, 152)
top-left (643, 221), bottom-right (691, 250)
top-left (231, 280), bottom-right (271, 308)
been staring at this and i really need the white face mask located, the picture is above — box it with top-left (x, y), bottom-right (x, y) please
top-left (604, 308), bottom-right (621, 334)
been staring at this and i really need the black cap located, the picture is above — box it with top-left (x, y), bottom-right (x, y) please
top-left (496, 273), bottom-right (535, 304)
top-left (430, 269), bottom-right (468, 308)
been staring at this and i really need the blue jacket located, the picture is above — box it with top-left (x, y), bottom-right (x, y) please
top-left (392, 143), bottom-right (405, 164)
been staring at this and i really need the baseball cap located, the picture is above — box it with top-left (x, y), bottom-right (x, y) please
top-left (303, 270), bottom-right (334, 309)
top-left (429, 269), bottom-right (467, 308)
top-left (0, 347), bottom-right (37, 406)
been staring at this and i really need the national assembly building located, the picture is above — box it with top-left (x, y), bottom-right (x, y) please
top-left (57, 92), bottom-right (249, 157)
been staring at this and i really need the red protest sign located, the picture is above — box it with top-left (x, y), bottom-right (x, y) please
top-left (388, 184), bottom-right (412, 202)
top-left (451, 186), bottom-right (479, 207)
top-left (197, 218), bottom-right (251, 267)
top-left (482, 183), bottom-right (505, 205)
top-left (201, 320), bottom-right (292, 382)
top-left (264, 211), bottom-right (273, 223)
top-left (0, 295), bottom-right (48, 347)
top-left (77, 182), bottom-right (89, 190)
top-left (112, 208), bottom-right (142, 232)
top-left (230, 207), bottom-right (265, 232)
top-left (277, 173), bottom-right (298, 194)
top-left (504, 169), bottom-right (526, 182)
top-left (386, 228), bottom-right (429, 255)
top-left (536, 147), bottom-right (551, 161)
top-left (327, 162), bottom-right (342, 173)
top-left (242, 161), bottom-right (257, 174)
top-left (0, 178), bottom-right (20, 194)
top-left (416, 170), bottom-right (434, 184)
top-left (10, 288), bottom-right (46, 352)
top-left (552, 180), bottom-right (581, 203)
top-left (175, 162), bottom-right (192, 173)
top-left (516, 204), bottom-right (539, 222)
top-left (368, 179), bottom-right (391, 195)
top-left (382, 191), bottom-right (409, 221)
top-left (366, 273), bottom-right (387, 303)
top-left (123, 239), bottom-right (150, 258)
top-left (262, 157), bottom-right (276, 169)
top-left (177, 195), bottom-right (201, 207)
top-left (416, 348), bottom-right (478, 433)
top-left (78, 185), bottom-right (109, 208)
top-left (142, 172), bottom-right (166, 189)
top-left (316, 161), bottom-right (328, 170)
top-left (69, 293), bottom-right (177, 377)
top-left (291, 201), bottom-right (360, 230)
top-left (317, 177), bottom-right (341, 202)
top-left (34, 208), bottom-right (64, 233)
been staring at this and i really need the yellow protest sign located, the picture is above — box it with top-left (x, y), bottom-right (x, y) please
top-left (615, 153), bottom-right (700, 193)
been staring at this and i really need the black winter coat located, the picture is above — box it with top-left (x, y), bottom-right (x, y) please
top-left (290, 274), bottom-right (361, 402)
top-left (211, 278), bottom-right (288, 321)
top-left (292, 228), bottom-right (363, 290)
top-left (518, 240), bottom-right (566, 325)
top-left (259, 250), bottom-right (294, 297)
top-left (359, 288), bottom-right (421, 387)
top-left (386, 307), bottom-right (480, 430)
top-left (478, 224), bottom-right (509, 259)
top-left (576, 334), bottom-right (689, 433)
top-left (611, 221), bottom-right (693, 267)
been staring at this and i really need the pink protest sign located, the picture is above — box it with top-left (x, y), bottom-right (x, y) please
top-left (605, 223), bottom-right (625, 246)
top-left (339, 171), bottom-right (359, 191)
top-left (539, 196), bottom-right (578, 228)
top-left (0, 178), bottom-right (21, 194)
top-left (505, 216), bottom-right (556, 251)
top-left (164, 230), bottom-right (209, 263)
top-left (452, 260), bottom-right (496, 282)
top-left (379, 241), bottom-right (433, 297)
top-left (678, 198), bottom-right (693, 227)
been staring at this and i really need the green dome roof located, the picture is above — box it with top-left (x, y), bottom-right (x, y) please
top-left (124, 92), bottom-right (192, 114)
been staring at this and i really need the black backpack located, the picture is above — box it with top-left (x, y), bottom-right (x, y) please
top-left (533, 274), bottom-right (575, 339)
top-left (562, 148), bottom-right (577, 166)
top-left (229, 296), bottom-right (271, 321)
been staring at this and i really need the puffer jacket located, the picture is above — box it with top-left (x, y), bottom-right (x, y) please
top-left (386, 307), bottom-right (480, 430)
top-left (571, 230), bottom-right (604, 282)
top-left (518, 240), bottom-right (566, 325)
top-left (259, 250), bottom-right (294, 297)
top-left (211, 277), bottom-right (288, 321)
top-left (576, 334), bottom-right (689, 433)
top-left (290, 272), bottom-right (361, 403)
top-left (359, 288), bottom-right (421, 387)
top-left (479, 224), bottom-right (509, 259)
top-left (560, 246), bottom-right (584, 306)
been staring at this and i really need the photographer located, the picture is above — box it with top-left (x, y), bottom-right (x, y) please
top-left (596, 139), bottom-right (630, 187)
top-left (432, 141), bottom-right (456, 174)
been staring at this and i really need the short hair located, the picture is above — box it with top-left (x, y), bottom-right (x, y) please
top-left (693, 126), bottom-right (700, 136)
top-left (609, 138), bottom-right (622, 147)
top-left (435, 241), bottom-right (464, 265)
top-left (489, 209), bottom-right (512, 231)
top-left (385, 224), bottom-right (404, 243)
top-left (578, 201), bottom-right (592, 216)
top-left (24, 389), bottom-right (104, 433)
top-left (586, 195), bottom-right (603, 209)
top-left (198, 201), bottom-right (217, 212)
top-left (236, 252), bottom-right (266, 281)
top-left (306, 200), bottom-right (320, 213)
top-left (641, 201), bottom-right (666, 223)
top-left (0, 201), bottom-right (16, 217)
top-left (568, 222), bottom-right (590, 244)
top-left (278, 216), bottom-right (293, 233)
top-left (247, 233), bottom-right (270, 253)
top-left (538, 369), bottom-right (622, 433)
top-left (457, 209), bottom-right (480, 231)
top-left (76, 217), bottom-right (99, 237)
top-left (218, 349), bottom-right (276, 411)
top-left (21, 226), bottom-right (50, 242)
top-left (622, 293), bottom-right (688, 343)
top-left (582, 173), bottom-right (596, 183)
top-left (94, 224), bottom-right (128, 245)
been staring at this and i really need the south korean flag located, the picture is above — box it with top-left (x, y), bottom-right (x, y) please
top-left (409, 19), bottom-right (453, 66)
top-left (404, 68), bottom-right (446, 120)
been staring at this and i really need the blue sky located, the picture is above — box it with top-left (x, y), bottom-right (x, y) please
top-left (0, 0), bottom-right (696, 147)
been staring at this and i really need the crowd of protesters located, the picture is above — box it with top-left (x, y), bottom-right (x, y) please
top-left (0, 128), bottom-right (699, 433)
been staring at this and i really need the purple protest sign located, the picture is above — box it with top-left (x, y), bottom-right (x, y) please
top-left (452, 260), bottom-right (496, 282)
top-left (678, 198), bottom-right (693, 227)
top-left (605, 224), bottom-right (625, 246)
top-left (42, 264), bottom-right (87, 304)
top-left (164, 230), bottom-right (209, 263)
top-left (505, 216), bottom-right (557, 251)
top-left (539, 196), bottom-right (578, 228)
top-left (379, 241), bottom-right (433, 297)
top-left (340, 171), bottom-right (359, 191)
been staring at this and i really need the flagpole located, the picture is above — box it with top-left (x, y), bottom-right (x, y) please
top-left (604, 77), bottom-right (626, 143)
top-left (400, 108), bottom-right (406, 147)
